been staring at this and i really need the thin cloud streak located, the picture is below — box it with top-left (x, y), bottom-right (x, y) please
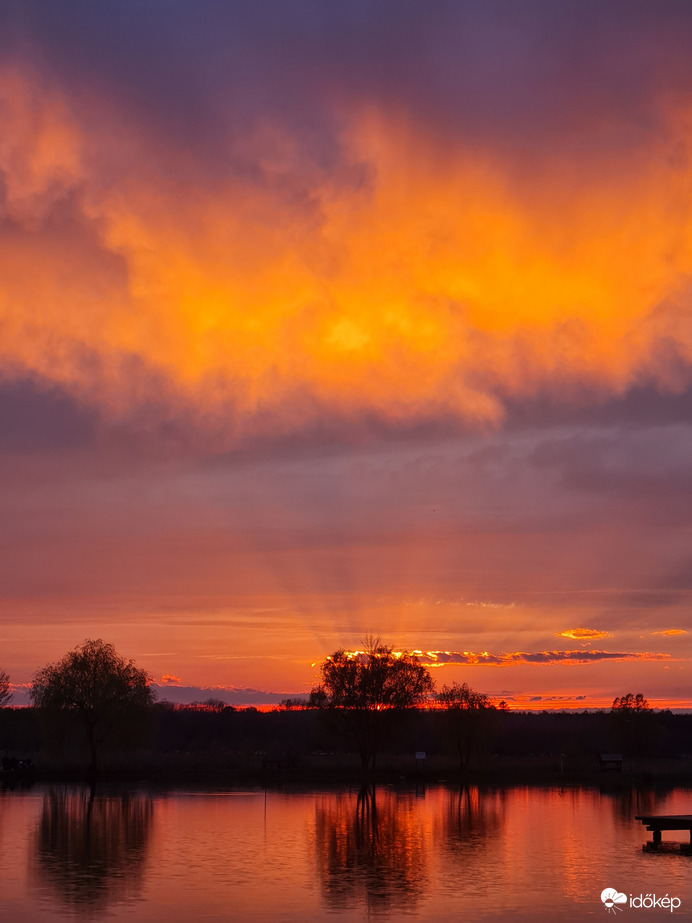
top-left (412, 650), bottom-right (673, 666)
top-left (558, 629), bottom-right (610, 640)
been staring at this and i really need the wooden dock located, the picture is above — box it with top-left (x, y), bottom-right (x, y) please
top-left (635, 814), bottom-right (692, 848)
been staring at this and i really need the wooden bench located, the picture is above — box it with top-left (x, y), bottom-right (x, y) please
top-left (635, 814), bottom-right (692, 848)
top-left (599, 753), bottom-right (623, 772)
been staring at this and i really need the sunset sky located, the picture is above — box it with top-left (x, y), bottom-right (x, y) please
top-left (2, 1), bottom-right (692, 708)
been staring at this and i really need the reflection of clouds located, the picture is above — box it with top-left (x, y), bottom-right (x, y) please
top-left (33, 787), bottom-right (153, 913)
top-left (313, 786), bottom-right (428, 914)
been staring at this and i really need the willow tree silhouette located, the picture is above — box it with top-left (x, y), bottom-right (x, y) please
top-left (312, 636), bottom-right (433, 771)
top-left (31, 639), bottom-right (154, 774)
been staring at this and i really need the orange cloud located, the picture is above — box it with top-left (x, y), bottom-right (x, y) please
top-left (161, 674), bottom-right (182, 686)
top-left (0, 67), bottom-right (82, 224)
top-left (2, 68), bottom-right (692, 441)
top-left (651, 629), bottom-right (688, 636)
top-left (345, 649), bottom-right (672, 666)
top-left (558, 629), bottom-right (610, 641)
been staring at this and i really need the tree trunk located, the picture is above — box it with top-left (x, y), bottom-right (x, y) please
top-left (86, 720), bottom-right (99, 777)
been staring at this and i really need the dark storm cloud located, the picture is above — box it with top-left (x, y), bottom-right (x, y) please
top-left (5, 0), bottom-right (692, 176)
top-left (503, 386), bottom-right (692, 433)
top-left (528, 425), bottom-right (692, 502)
top-left (0, 376), bottom-right (96, 451)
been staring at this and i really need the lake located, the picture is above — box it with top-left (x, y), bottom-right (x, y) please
top-left (0, 783), bottom-right (690, 920)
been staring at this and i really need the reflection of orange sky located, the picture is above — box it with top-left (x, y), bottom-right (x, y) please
top-left (4, 785), bottom-right (691, 918)
top-left (2, 68), bottom-right (692, 430)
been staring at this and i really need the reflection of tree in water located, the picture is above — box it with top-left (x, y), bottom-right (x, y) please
top-left (314, 786), bottom-right (428, 914)
top-left (437, 786), bottom-right (504, 858)
top-left (600, 785), bottom-right (661, 825)
top-left (34, 787), bottom-right (153, 912)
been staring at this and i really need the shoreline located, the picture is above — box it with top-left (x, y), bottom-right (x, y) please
top-left (4, 759), bottom-right (692, 789)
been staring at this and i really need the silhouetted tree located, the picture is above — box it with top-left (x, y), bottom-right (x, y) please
top-left (611, 692), bottom-right (652, 769)
top-left (0, 668), bottom-right (12, 707)
top-left (279, 697), bottom-right (309, 710)
top-left (313, 636), bottom-right (434, 771)
top-left (436, 682), bottom-right (495, 770)
top-left (195, 698), bottom-right (229, 712)
top-left (612, 693), bottom-right (651, 712)
top-left (31, 639), bottom-right (154, 774)
top-left (308, 686), bottom-right (328, 709)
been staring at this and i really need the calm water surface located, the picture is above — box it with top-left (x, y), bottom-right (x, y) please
top-left (1, 783), bottom-right (690, 920)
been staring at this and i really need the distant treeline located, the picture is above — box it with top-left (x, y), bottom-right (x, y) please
top-left (2, 703), bottom-right (692, 780)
